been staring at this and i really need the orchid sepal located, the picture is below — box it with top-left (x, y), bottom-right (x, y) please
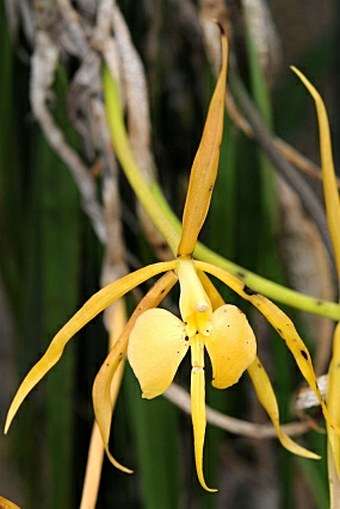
top-left (248, 357), bottom-right (320, 459)
top-left (5, 260), bottom-right (176, 434)
top-left (177, 29), bottom-right (228, 257)
top-left (93, 270), bottom-right (178, 472)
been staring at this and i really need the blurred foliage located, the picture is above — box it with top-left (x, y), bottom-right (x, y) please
top-left (0, 0), bottom-right (337, 508)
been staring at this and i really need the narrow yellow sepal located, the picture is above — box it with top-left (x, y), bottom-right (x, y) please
top-left (177, 30), bottom-right (228, 256)
top-left (205, 304), bottom-right (256, 389)
top-left (82, 299), bottom-right (132, 485)
top-left (5, 260), bottom-right (175, 434)
top-left (92, 271), bottom-right (177, 473)
top-left (248, 357), bottom-right (320, 459)
top-left (327, 322), bottom-right (340, 478)
top-left (196, 260), bottom-right (340, 435)
top-left (92, 330), bottom-right (132, 474)
top-left (291, 66), bottom-right (340, 278)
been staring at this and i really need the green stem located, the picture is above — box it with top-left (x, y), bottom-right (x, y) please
top-left (102, 64), bottom-right (340, 322)
top-left (103, 65), bottom-right (179, 255)
top-left (194, 243), bottom-right (340, 320)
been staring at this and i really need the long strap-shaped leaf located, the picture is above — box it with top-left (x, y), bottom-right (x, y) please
top-left (292, 68), bottom-right (340, 501)
top-left (291, 67), bottom-right (340, 278)
top-left (327, 323), bottom-right (340, 476)
top-left (177, 29), bottom-right (228, 256)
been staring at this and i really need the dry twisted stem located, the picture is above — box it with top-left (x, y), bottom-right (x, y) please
top-left (166, 383), bottom-right (313, 439)
top-left (30, 24), bottom-right (106, 242)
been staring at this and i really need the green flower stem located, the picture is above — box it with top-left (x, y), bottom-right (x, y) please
top-left (194, 243), bottom-right (340, 320)
top-left (103, 64), bottom-right (340, 322)
top-left (103, 65), bottom-right (179, 255)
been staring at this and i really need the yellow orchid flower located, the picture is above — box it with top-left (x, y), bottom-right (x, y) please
top-left (5, 29), bottom-right (336, 493)
top-left (127, 258), bottom-right (257, 492)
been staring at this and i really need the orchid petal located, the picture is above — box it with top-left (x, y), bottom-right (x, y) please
top-left (92, 326), bottom-right (131, 474)
top-left (178, 29), bottom-right (228, 256)
top-left (93, 271), bottom-right (177, 471)
top-left (198, 270), bottom-right (225, 310)
top-left (205, 304), bottom-right (256, 389)
top-left (128, 308), bottom-right (189, 398)
top-left (291, 67), bottom-right (340, 277)
top-left (327, 322), bottom-right (340, 478)
top-left (5, 260), bottom-right (175, 434)
top-left (190, 337), bottom-right (217, 492)
top-left (82, 299), bottom-right (131, 496)
top-left (248, 357), bottom-right (320, 459)
top-left (197, 260), bottom-right (340, 434)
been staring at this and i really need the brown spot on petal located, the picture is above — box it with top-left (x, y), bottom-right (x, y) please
top-left (300, 350), bottom-right (309, 361)
top-left (243, 284), bottom-right (257, 296)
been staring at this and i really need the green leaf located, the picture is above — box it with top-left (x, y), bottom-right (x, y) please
top-left (125, 366), bottom-right (180, 509)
